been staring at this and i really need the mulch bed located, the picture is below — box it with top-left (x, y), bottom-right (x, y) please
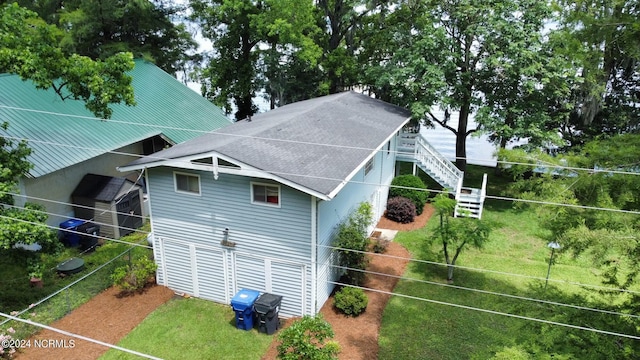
top-left (261, 205), bottom-right (434, 360)
top-left (376, 204), bottom-right (435, 231)
top-left (16, 285), bottom-right (174, 360)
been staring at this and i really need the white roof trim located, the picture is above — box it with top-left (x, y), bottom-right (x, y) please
top-left (119, 151), bottom-right (331, 201)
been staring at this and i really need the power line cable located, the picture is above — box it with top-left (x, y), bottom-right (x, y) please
top-left (1, 198), bottom-right (149, 238)
top-left (0, 214), bottom-right (152, 250)
top-left (329, 264), bottom-right (640, 319)
top-left (320, 244), bottom-right (640, 295)
top-left (2, 107), bottom-right (640, 176)
top-left (328, 281), bottom-right (640, 340)
top-left (6, 156), bottom-right (640, 217)
top-left (0, 240), bottom-right (146, 326)
top-left (2, 131), bottom-right (639, 215)
top-left (0, 311), bottom-right (162, 359)
top-left (4, 157), bottom-right (638, 218)
top-left (2, 191), bottom-right (145, 220)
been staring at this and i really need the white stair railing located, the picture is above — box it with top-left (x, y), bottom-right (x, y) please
top-left (414, 135), bottom-right (463, 191)
top-left (477, 173), bottom-right (488, 219)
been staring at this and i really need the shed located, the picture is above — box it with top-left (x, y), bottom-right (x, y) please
top-left (72, 174), bottom-right (144, 239)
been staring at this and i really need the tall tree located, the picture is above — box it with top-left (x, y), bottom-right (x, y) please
top-left (432, 193), bottom-right (491, 283)
top-left (364, 0), bottom-right (558, 172)
top-left (190, 0), bottom-right (320, 120)
top-left (316, 0), bottom-right (364, 94)
top-left (1, 3), bottom-right (136, 250)
top-left (6, 0), bottom-right (197, 75)
top-left (0, 2), bottom-right (135, 119)
top-left (555, 0), bottom-right (640, 145)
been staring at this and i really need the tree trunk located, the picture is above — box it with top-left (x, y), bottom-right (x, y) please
top-left (447, 265), bottom-right (454, 283)
top-left (456, 101), bottom-right (470, 172)
top-left (234, 32), bottom-right (256, 120)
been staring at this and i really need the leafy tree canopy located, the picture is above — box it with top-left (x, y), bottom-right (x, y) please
top-left (500, 134), bottom-right (640, 291)
top-left (190, 0), bottom-right (321, 120)
top-left (362, 0), bottom-right (571, 171)
top-left (0, 2), bottom-right (136, 119)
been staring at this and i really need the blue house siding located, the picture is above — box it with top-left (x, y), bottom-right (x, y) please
top-left (147, 167), bottom-right (313, 316)
top-left (315, 141), bottom-right (397, 309)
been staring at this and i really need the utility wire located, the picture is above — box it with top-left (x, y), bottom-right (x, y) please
top-left (1, 109), bottom-right (640, 176)
top-left (0, 214), bottom-right (152, 250)
top-left (0, 241), bottom-right (146, 326)
top-left (320, 244), bottom-right (640, 295)
top-left (1, 199), bottom-right (149, 238)
top-left (2, 149), bottom-right (639, 217)
top-left (330, 264), bottom-right (640, 319)
top-left (328, 281), bottom-right (640, 340)
top-left (2, 191), bottom-right (145, 220)
top-left (0, 311), bottom-right (162, 359)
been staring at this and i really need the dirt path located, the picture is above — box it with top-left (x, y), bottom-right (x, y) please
top-left (16, 285), bottom-right (174, 360)
top-left (261, 204), bottom-right (433, 360)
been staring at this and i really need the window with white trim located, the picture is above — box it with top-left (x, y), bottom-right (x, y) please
top-left (252, 183), bottom-right (281, 206)
top-left (174, 172), bottom-right (201, 195)
top-left (364, 158), bottom-right (374, 176)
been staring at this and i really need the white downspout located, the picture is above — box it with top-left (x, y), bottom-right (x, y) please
top-left (310, 196), bottom-right (317, 315)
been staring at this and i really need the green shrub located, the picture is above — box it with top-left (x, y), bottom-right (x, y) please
top-left (389, 175), bottom-right (428, 214)
top-left (334, 287), bottom-right (368, 316)
top-left (335, 224), bottom-right (369, 285)
top-left (334, 202), bottom-right (374, 286)
top-left (385, 196), bottom-right (416, 223)
top-left (111, 255), bottom-right (157, 293)
top-left (277, 315), bottom-right (340, 360)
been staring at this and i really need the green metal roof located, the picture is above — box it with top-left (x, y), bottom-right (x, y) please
top-left (0, 59), bottom-right (232, 178)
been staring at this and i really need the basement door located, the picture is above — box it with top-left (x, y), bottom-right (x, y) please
top-left (154, 237), bottom-right (306, 316)
top-left (233, 252), bottom-right (306, 317)
top-left (154, 237), bottom-right (227, 303)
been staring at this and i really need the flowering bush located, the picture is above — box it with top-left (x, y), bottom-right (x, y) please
top-left (0, 328), bottom-right (17, 359)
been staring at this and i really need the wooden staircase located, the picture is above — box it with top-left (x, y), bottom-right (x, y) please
top-left (397, 127), bottom-right (487, 219)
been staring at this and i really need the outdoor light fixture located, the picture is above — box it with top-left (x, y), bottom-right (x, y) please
top-left (221, 227), bottom-right (235, 247)
top-left (545, 241), bottom-right (561, 290)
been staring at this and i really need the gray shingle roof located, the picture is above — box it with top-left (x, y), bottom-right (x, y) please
top-left (0, 59), bottom-right (232, 178)
top-left (126, 91), bottom-right (411, 197)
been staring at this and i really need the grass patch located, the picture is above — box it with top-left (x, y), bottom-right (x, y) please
top-left (0, 224), bottom-right (151, 339)
top-left (379, 167), bottom-right (634, 359)
top-left (100, 298), bottom-right (274, 360)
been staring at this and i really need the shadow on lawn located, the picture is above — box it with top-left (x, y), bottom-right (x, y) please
top-left (393, 236), bottom-right (640, 360)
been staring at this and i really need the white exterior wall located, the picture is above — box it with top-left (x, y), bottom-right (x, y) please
top-left (315, 137), bottom-right (397, 311)
top-left (148, 167), bottom-right (313, 317)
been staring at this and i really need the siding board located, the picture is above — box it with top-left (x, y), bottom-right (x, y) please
top-left (162, 240), bottom-right (193, 294)
top-left (315, 143), bottom-right (396, 308)
top-left (149, 167), bottom-right (312, 315)
top-left (195, 247), bottom-right (226, 303)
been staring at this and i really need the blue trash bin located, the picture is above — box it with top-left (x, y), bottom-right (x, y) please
top-left (230, 289), bottom-right (260, 330)
top-left (58, 219), bottom-right (87, 247)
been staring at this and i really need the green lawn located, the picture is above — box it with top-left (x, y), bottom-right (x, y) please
top-left (100, 298), bottom-right (274, 360)
top-left (0, 225), bottom-right (152, 339)
top-left (378, 166), bottom-right (635, 359)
